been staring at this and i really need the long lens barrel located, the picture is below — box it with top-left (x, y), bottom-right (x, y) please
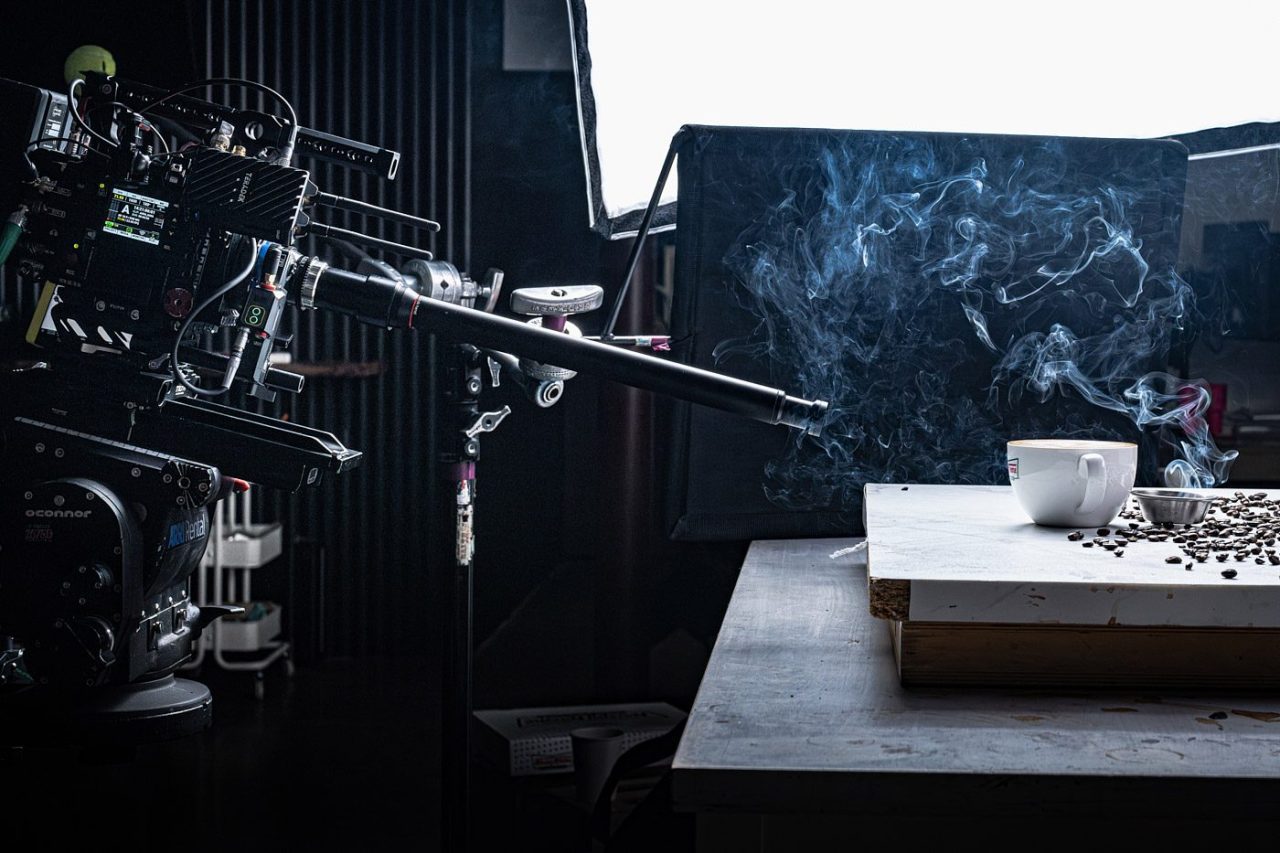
top-left (303, 264), bottom-right (828, 436)
top-left (422, 299), bottom-right (827, 436)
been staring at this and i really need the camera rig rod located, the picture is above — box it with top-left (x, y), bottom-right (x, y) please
top-left (308, 222), bottom-right (435, 261)
top-left (311, 191), bottom-right (441, 232)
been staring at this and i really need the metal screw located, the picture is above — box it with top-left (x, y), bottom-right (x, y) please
top-left (162, 474), bottom-right (173, 484)
top-left (54, 496), bottom-right (65, 507)
top-left (95, 300), bottom-right (106, 311)
top-left (54, 448), bottom-right (64, 458)
top-left (85, 492), bottom-right (95, 501)
top-left (23, 492), bottom-right (32, 500)
top-left (34, 443), bottom-right (44, 453)
top-left (77, 565), bottom-right (85, 573)
top-left (131, 467), bottom-right (141, 478)
top-left (77, 597), bottom-right (86, 605)
top-left (466, 376), bottom-right (482, 395)
top-left (129, 309), bottom-right (140, 320)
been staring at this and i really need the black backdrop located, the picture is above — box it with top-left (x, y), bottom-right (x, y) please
top-left (667, 126), bottom-right (1189, 539)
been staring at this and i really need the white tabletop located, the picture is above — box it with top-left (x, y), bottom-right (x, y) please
top-left (865, 484), bottom-right (1280, 627)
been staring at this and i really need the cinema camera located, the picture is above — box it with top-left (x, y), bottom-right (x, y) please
top-left (0, 72), bottom-right (827, 744)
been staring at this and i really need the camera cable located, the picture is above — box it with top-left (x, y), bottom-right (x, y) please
top-left (169, 238), bottom-right (261, 397)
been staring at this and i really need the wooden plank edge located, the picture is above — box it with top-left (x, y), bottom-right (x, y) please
top-left (868, 576), bottom-right (910, 621)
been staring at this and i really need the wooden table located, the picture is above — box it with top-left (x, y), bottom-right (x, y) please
top-left (672, 538), bottom-right (1280, 849)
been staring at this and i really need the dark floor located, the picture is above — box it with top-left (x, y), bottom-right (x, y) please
top-left (3, 657), bottom-right (442, 850)
top-left (1, 655), bottom-right (688, 851)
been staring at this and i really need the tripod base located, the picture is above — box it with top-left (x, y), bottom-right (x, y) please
top-left (0, 675), bottom-right (213, 747)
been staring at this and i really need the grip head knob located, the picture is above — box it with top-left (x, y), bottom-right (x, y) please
top-left (510, 285), bottom-right (604, 317)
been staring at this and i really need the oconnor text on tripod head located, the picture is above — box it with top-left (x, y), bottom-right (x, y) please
top-left (0, 71), bottom-right (827, 744)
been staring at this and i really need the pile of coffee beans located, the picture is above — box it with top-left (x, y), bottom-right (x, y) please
top-left (1067, 491), bottom-right (1279, 580)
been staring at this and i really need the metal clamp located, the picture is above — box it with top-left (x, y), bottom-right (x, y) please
top-left (463, 406), bottom-right (511, 439)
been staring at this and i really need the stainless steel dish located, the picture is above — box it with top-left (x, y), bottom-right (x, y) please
top-left (1129, 488), bottom-right (1215, 525)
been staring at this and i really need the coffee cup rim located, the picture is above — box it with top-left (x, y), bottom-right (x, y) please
top-left (1008, 439), bottom-right (1137, 449)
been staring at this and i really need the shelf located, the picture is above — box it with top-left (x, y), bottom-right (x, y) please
top-left (217, 523), bottom-right (283, 569)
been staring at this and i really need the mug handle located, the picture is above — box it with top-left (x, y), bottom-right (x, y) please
top-left (1076, 453), bottom-right (1107, 514)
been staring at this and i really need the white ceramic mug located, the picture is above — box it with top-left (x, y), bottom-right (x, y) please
top-left (1007, 439), bottom-right (1137, 527)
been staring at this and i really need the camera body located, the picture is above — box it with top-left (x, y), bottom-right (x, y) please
top-left (0, 72), bottom-right (411, 736)
top-left (17, 145), bottom-right (308, 380)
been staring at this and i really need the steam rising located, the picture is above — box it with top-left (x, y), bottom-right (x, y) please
top-left (717, 136), bottom-right (1236, 508)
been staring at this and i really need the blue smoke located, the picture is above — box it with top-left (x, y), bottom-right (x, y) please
top-left (718, 137), bottom-right (1236, 508)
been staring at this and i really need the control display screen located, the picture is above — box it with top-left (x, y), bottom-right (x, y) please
top-left (103, 188), bottom-right (169, 246)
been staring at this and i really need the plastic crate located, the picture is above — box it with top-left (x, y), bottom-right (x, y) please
top-left (216, 602), bottom-right (283, 652)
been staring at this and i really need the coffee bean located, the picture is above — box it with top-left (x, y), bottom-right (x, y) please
top-left (1097, 528), bottom-right (1110, 536)
top-left (1067, 531), bottom-right (1084, 541)
top-left (1166, 556), bottom-right (1182, 564)
top-left (1082, 542), bottom-right (1094, 548)
top-left (1223, 569), bottom-right (1239, 579)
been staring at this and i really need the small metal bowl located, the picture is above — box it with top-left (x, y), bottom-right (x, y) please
top-left (1130, 488), bottom-right (1215, 525)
